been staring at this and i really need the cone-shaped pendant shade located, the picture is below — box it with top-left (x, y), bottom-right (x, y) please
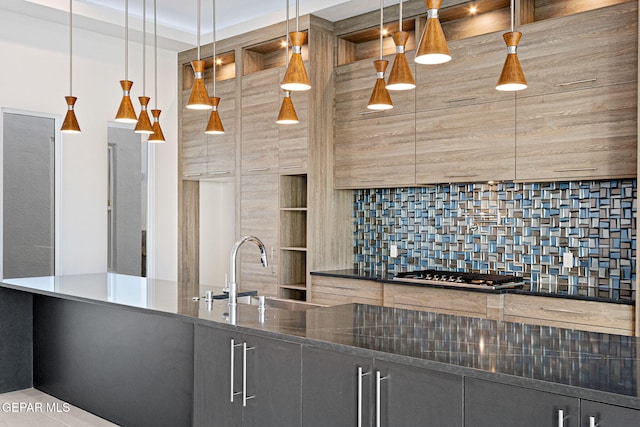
top-left (387, 32), bottom-right (416, 91)
top-left (415, 0), bottom-right (451, 65)
top-left (187, 60), bottom-right (212, 110)
top-left (148, 109), bottom-right (166, 142)
top-left (367, 60), bottom-right (393, 110)
top-left (496, 32), bottom-right (527, 91)
top-left (61, 96), bottom-right (81, 134)
top-left (205, 97), bottom-right (225, 134)
top-left (281, 32), bottom-right (311, 92)
top-left (115, 80), bottom-right (138, 123)
top-left (134, 96), bottom-right (154, 134)
top-left (277, 92), bottom-right (299, 124)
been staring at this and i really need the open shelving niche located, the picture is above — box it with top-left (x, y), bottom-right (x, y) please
top-left (279, 174), bottom-right (308, 301)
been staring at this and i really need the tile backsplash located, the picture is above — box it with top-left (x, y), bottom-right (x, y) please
top-left (353, 180), bottom-right (636, 301)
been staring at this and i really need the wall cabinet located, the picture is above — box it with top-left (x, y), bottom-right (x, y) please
top-left (515, 83), bottom-right (637, 181)
top-left (465, 378), bottom-right (580, 427)
top-left (415, 99), bottom-right (515, 184)
top-left (302, 346), bottom-right (463, 427)
top-left (241, 69), bottom-right (280, 175)
top-left (194, 324), bottom-right (302, 427)
top-left (581, 400), bottom-right (640, 426)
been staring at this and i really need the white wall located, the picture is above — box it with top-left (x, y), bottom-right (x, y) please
top-left (0, 9), bottom-right (178, 279)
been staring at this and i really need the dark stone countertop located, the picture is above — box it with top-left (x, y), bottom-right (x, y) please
top-left (1, 273), bottom-right (638, 409)
top-left (311, 269), bottom-right (636, 304)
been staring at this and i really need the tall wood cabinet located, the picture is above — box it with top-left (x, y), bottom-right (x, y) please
top-left (178, 16), bottom-right (351, 300)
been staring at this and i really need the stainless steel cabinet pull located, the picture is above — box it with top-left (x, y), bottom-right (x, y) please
top-left (334, 286), bottom-right (358, 291)
top-left (208, 171), bottom-right (230, 175)
top-left (444, 173), bottom-right (479, 178)
top-left (243, 343), bottom-right (256, 407)
top-left (183, 172), bottom-right (202, 177)
top-left (589, 416), bottom-right (598, 427)
top-left (270, 247), bottom-right (275, 275)
top-left (542, 307), bottom-right (582, 315)
top-left (248, 167), bottom-right (269, 172)
top-left (361, 179), bottom-right (384, 183)
top-left (556, 78), bottom-right (597, 87)
top-left (230, 339), bottom-right (243, 402)
top-left (557, 409), bottom-right (565, 427)
top-left (375, 371), bottom-right (388, 427)
top-left (553, 167), bottom-right (597, 173)
top-left (357, 367), bottom-right (371, 427)
top-left (280, 165), bottom-right (302, 170)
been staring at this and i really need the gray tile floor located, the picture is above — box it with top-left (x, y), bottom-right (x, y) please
top-left (0, 388), bottom-right (118, 426)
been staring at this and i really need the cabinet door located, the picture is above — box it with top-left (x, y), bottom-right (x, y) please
top-left (241, 69), bottom-right (279, 174)
top-left (335, 52), bottom-right (415, 124)
top-left (518, 2), bottom-right (637, 97)
top-left (194, 325), bottom-right (242, 427)
top-left (181, 90), bottom-right (208, 178)
top-left (241, 333), bottom-right (302, 427)
top-left (465, 378), bottom-right (579, 427)
top-left (415, 99), bottom-right (515, 184)
top-left (302, 346), bottom-right (373, 427)
top-left (207, 79), bottom-right (236, 177)
top-left (581, 400), bottom-right (640, 426)
top-left (240, 173), bottom-right (278, 296)
top-left (375, 360), bottom-right (463, 427)
top-left (334, 113), bottom-right (415, 189)
top-left (278, 69), bottom-right (308, 174)
top-left (516, 83), bottom-right (637, 181)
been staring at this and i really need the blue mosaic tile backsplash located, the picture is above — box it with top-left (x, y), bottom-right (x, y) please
top-left (353, 180), bottom-right (637, 301)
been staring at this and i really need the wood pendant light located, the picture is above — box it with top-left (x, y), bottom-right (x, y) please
top-left (388, 32), bottom-right (416, 90)
top-left (187, 0), bottom-right (212, 110)
top-left (277, 92), bottom-right (299, 124)
top-left (415, 0), bottom-right (451, 65)
top-left (115, 0), bottom-right (137, 123)
top-left (61, 0), bottom-right (80, 134)
top-left (281, 31), bottom-right (311, 91)
top-left (148, 0), bottom-right (165, 142)
top-left (205, 97), bottom-right (225, 134)
top-left (368, 59), bottom-right (393, 110)
top-left (496, 0), bottom-right (527, 91)
top-left (134, 96), bottom-right (154, 134)
top-left (149, 109), bottom-right (166, 142)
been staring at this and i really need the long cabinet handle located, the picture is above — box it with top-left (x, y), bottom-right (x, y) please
top-left (557, 409), bottom-right (565, 427)
top-left (183, 172), bottom-right (202, 177)
top-left (556, 78), bottom-right (597, 87)
top-left (248, 167), bottom-right (269, 172)
top-left (243, 343), bottom-right (256, 407)
top-left (208, 171), bottom-right (230, 175)
top-left (553, 167), bottom-right (597, 173)
top-left (375, 371), bottom-right (388, 427)
top-left (444, 173), bottom-right (479, 178)
top-left (542, 307), bottom-right (583, 315)
top-left (589, 416), bottom-right (598, 427)
top-left (334, 286), bottom-right (358, 291)
top-left (280, 165), bottom-right (303, 170)
top-left (230, 339), bottom-right (243, 402)
top-left (446, 96), bottom-right (477, 103)
top-left (357, 367), bottom-right (370, 427)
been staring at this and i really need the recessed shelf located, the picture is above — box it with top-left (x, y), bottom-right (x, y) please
top-left (243, 33), bottom-right (309, 76)
top-left (182, 50), bottom-right (236, 90)
top-left (280, 283), bottom-right (307, 291)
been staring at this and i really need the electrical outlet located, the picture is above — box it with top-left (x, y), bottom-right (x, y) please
top-left (562, 252), bottom-right (574, 269)
top-left (390, 244), bottom-right (398, 258)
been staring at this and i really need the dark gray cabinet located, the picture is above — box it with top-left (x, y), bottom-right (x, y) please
top-left (465, 378), bottom-right (579, 427)
top-left (581, 400), bottom-right (640, 426)
top-left (302, 346), bottom-right (373, 427)
top-left (302, 346), bottom-right (463, 427)
top-left (194, 324), bottom-right (302, 427)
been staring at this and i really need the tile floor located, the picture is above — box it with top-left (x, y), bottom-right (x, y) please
top-left (0, 388), bottom-right (118, 426)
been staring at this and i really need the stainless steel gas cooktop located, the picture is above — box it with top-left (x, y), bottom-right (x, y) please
top-left (392, 269), bottom-right (524, 290)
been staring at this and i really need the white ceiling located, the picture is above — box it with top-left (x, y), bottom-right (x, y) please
top-left (1, 0), bottom-right (401, 51)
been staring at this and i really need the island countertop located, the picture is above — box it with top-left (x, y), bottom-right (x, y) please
top-left (1, 273), bottom-right (638, 410)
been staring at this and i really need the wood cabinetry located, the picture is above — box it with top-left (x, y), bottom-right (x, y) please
top-left (241, 69), bottom-right (280, 175)
top-left (240, 173), bottom-right (278, 297)
top-left (206, 79), bottom-right (237, 177)
top-left (465, 378), bottom-right (580, 427)
top-left (415, 99), bottom-right (515, 184)
top-left (279, 175), bottom-right (308, 300)
top-left (194, 324), bottom-right (302, 427)
top-left (311, 275), bottom-right (383, 306)
top-left (503, 293), bottom-right (635, 335)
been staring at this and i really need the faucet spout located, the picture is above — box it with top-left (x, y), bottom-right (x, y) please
top-left (228, 235), bottom-right (268, 307)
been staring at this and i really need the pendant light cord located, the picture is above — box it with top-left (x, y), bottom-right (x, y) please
top-left (510, 0), bottom-right (514, 32)
top-left (379, 0), bottom-right (383, 60)
top-left (295, 0), bottom-right (299, 32)
top-left (399, 0), bottom-right (402, 32)
top-left (69, 0), bottom-right (73, 96)
top-left (142, 0), bottom-right (146, 96)
top-left (197, 0), bottom-right (201, 60)
top-left (213, 0), bottom-right (216, 96)
top-left (154, 0), bottom-right (158, 109)
top-left (125, 0), bottom-right (129, 81)
top-left (285, 0), bottom-right (289, 67)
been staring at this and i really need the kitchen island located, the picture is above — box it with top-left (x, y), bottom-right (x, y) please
top-left (1, 273), bottom-right (639, 426)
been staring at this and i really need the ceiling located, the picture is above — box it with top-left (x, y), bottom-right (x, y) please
top-left (1, 0), bottom-right (403, 51)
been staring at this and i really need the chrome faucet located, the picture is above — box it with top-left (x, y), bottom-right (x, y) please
top-left (228, 235), bottom-right (268, 307)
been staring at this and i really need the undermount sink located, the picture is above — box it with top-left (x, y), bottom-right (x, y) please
top-left (238, 295), bottom-right (323, 312)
